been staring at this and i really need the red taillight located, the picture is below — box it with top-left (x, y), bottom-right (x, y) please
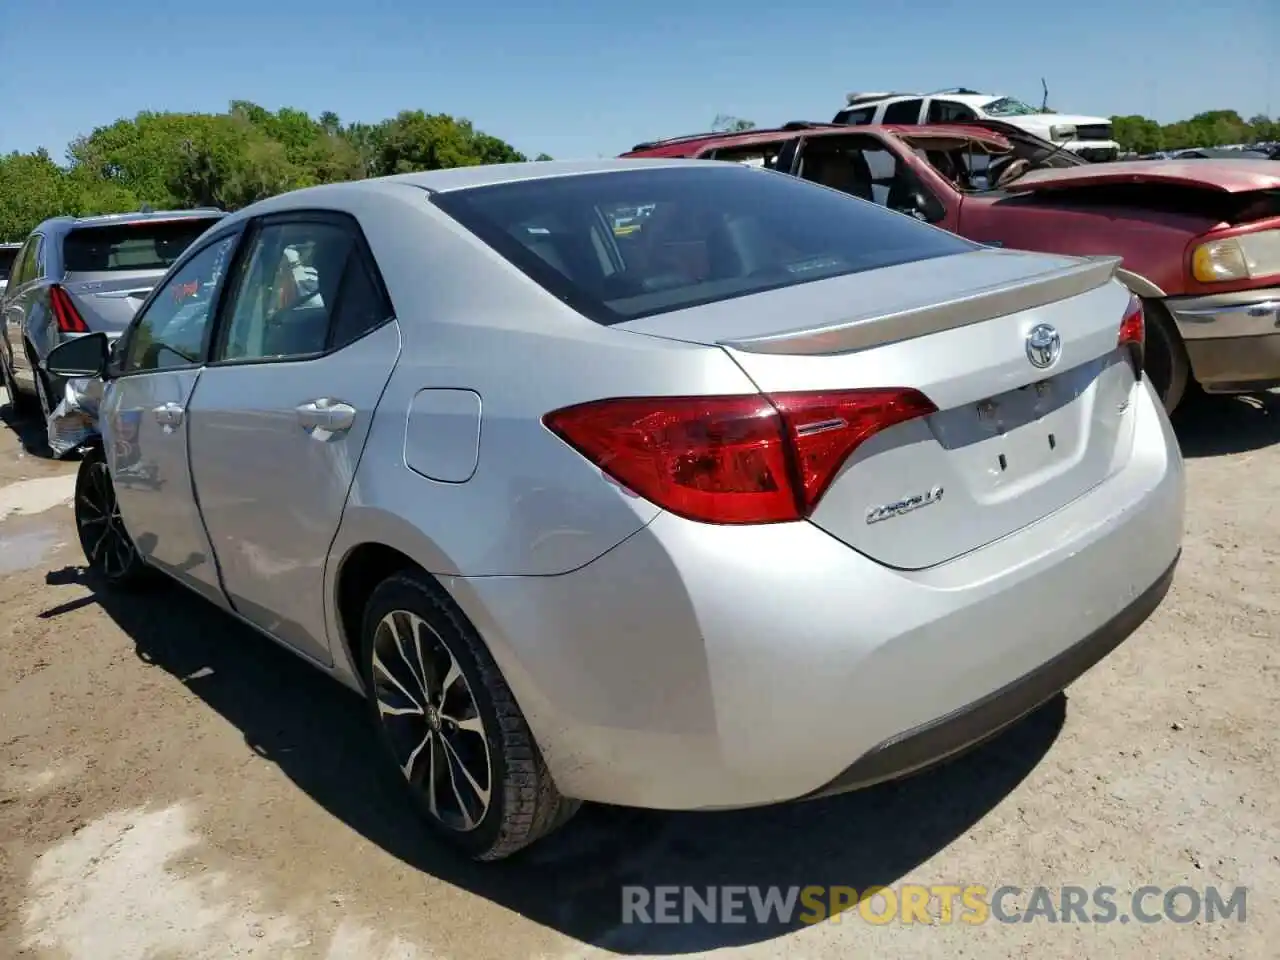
top-left (1118, 294), bottom-right (1144, 377)
top-left (49, 284), bottom-right (89, 334)
top-left (543, 388), bottom-right (937, 525)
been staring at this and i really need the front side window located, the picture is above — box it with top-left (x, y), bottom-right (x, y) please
top-left (123, 235), bottom-right (237, 373)
top-left (216, 220), bottom-right (380, 362)
top-left (431, 164), bottom-right (975, 325)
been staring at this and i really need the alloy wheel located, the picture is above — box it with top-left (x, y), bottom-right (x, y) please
top-left (77, 458), bottom-right (137, 580)
top-left (371, 610), bottom-right (493, 832)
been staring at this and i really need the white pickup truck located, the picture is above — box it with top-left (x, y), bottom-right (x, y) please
top-left (834, 88), bottom-right (1121, 161)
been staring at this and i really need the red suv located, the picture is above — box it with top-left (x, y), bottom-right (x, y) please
top-left (623, 121), bottom-right (1280, 413)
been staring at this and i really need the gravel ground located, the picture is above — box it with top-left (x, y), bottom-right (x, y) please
top-left (0, 387), bottom-right (1276, 960)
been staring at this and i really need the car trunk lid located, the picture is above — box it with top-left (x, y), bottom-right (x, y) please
top-left (618, 249), bottom-right (1141, 569)
top-left (60, 272), bottom-right (165, 333)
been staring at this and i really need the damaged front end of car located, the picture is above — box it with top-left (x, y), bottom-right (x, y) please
top-left (46, 376), bottom-right (105, 459)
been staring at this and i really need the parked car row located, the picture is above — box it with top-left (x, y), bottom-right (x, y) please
top-left (621, 119), bottom-right (1280, 415)
top-left (1, 151), bottom-right (1187, 864)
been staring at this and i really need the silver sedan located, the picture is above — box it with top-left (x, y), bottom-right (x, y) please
top-left (46, 158), bottom-right (1185, 860)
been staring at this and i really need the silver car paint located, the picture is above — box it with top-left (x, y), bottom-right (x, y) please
top-left (184, 320), bottom-right (404, 664)
top-left (90, 160), bottom-right (1183, 810)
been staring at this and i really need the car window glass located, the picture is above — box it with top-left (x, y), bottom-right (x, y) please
top-left (33, 236), bottom-right (45, 279)
top-left (327, 250), bottom-right (392, 351)
top-left (836, 107), bottom-right (874, 125)
top-left (712, 145), bottom-right (782, 169)
top-left (882, 99), bottom-right (923, 124)
top-left (123, 235), bottom-right (236, 373)
top-left (431, 164), bottom-right (974, 325)
top-left (8, 240), bottom-right (33, 287)
top-left (927, 100), bottom-right (978, 123)
top-left (218, 221), bottom-right (355, 362)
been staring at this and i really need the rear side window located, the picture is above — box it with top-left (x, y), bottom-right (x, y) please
top-left (431, 165), bottom-right (976, 325)
top-left (62, 218), bottom-right (221, 273)
top-left (882, 99), bottom-right (924, 124)
top-left (927, 100), bottom-right (979, 123)
top-left (834, 107), bottom-right (875, 125)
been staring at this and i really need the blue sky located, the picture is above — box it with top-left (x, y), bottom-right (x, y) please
top-left (1, 0), bottom-right (1275, 163)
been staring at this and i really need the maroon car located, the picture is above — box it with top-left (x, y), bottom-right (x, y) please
top-left (623, 122), bottom-right (1280, 413)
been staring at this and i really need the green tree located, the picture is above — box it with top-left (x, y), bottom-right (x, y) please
top-left (0, 150), bottom-right (67, 241)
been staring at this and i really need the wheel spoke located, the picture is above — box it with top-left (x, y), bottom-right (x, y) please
top-left (372, 650), bottom-right (425, 713)
top-left (388, 613), bottom-right (430, 702)
top-left (427, 733), bottom-right (444, 818)
top-left (449, 712), bottom-right (484, 734)
top-left (439, 656), bottom-right (462, 702)
top-left (401, 729), bottom-right (433, 783)
top-left (441, 733), bottom-right (490, 819)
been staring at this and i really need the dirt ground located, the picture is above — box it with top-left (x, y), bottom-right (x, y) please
top-left (0, 386), bottom-right (1276, 960)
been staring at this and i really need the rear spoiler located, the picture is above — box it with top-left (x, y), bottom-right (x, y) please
top-left (719, 254), bottom-right (1122, 356)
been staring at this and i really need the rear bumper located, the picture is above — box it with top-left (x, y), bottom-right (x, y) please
top-left (1167, 289), bottom-right (1280, 391)
top-left (803, 549), bottom-right (1178, 799)
top-left (450, 380), bottom-right (1184, 810)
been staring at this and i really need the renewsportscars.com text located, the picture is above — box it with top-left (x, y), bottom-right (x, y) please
top-left (621, 884), bottom-right (1248, 926)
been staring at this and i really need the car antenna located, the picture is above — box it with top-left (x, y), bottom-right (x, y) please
top-left (1041, 78), bottom-right (1049, 112)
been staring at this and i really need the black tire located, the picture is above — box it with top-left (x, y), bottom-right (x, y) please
top-left (75, 446), bottom-right (151, 588)
top-left (1141, 299), bottom-right (1191, 415)
top-left (360, 570), bottom-right (580, 860)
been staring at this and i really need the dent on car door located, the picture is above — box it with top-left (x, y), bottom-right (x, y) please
top-left (185, 214), bottom-right (401, 665)
top-left (101, 232), bottom-right (241, 607)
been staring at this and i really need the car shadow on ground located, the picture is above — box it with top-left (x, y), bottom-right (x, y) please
top-left (1172, 389), bottom-right (1280, 458)
top-left (40, 565), bottom-right (1064, 953)
top-left (0, 403), bottom-right (54, 458)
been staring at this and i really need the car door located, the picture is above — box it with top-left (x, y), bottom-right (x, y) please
top-left (99, 230), bottom-right (243, 607)
top-left (185, 212), bottom-right (400, 664)
top-left (4, 234), bottom-right (43, 390)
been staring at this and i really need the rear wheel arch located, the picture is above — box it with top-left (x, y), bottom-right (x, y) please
top-left (334, 541), bottom-right (421, 685)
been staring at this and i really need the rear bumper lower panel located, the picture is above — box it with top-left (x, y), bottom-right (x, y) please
top-left (803, 550), bottom-right (1179, 800)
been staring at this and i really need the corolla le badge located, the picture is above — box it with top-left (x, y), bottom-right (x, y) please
top-left (1025, 323), bottom-right (1062, 369)
top-left (866, 486), bottom-right (944, 525)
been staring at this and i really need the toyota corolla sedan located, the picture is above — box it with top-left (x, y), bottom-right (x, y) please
top-left (46, 159), bottom-right (1184, 861)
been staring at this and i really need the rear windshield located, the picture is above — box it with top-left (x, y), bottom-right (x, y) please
top-left (0, 248), bottom-right (17, 282)
top-left (62, 218), bottom-right (221, 273)
top-left (430, 165), bottom-right (976, 324)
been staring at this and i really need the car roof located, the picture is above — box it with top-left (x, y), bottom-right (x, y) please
top-left (33, 208), bottom-right (225, 236)
top-left (620, 123), bottom-right (1012, 158)
top-left (372, 158), bottom-right (710, 193)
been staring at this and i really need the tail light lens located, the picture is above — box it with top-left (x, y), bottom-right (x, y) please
top-left (1118, 294), bottom-right (1144, 378)
top-left (49, 284), bottom-right (89, 334)
top-left (543, 388), bottom-right (937, 524)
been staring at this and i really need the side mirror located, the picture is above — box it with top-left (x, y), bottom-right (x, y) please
top-left (46, 331), bottom-right (110, 379)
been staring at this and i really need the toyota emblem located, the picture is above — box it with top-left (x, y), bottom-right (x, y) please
top-left (1025, 324), bottom-right (1062, 369)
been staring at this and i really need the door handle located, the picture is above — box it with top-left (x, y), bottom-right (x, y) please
top-left (152, 402), bottom-right (184, 426)
top-left (296, 398), bottom-right (356, 433)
